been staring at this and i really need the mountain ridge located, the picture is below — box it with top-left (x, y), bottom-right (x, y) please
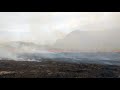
top-left (53, 30), bottom-right (120, 52)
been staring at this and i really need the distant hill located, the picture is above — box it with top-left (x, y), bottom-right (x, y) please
top-left (0, 29), bottom-right (120, 52)
top-left (53, 30), bottom-right (120, 52)
top-left (0, 41), bottom-right (49, 53)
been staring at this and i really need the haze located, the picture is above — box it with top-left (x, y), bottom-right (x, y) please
top-left (0, 12), bottom-right (120, 51)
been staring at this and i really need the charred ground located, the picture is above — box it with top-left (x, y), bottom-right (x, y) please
top-left (0, 60), bottom-right (120, 78)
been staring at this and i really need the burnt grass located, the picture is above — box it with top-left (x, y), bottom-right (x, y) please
top-left (0, 60), bottom-right (120, 78)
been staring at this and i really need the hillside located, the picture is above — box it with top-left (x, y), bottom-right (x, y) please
top-left (53, 30), bottom-right (120, 52)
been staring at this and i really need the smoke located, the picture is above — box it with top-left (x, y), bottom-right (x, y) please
top-left (0, 47), bottom-right (17, 60)
top-left (0, 12), bottom-right (120, 45)
top-left (0, 12), bottom-right (120, 63)
top-left (0, 41), bottom-right (55, 61)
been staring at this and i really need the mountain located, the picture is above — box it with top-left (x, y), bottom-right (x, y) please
top-left (53, 30), bottom-right (120, 52)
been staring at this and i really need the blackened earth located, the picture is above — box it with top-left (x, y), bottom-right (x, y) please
top-left (0, 59), bottom-right (120, 78)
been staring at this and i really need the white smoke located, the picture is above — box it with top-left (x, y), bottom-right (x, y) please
top-left (0, 47), bottom-right (17, 60)
top-left (0, 42), bottom-right (55, 61)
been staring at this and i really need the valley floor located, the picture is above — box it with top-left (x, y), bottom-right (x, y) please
top-left (0, 60), bottom-right (120, 78)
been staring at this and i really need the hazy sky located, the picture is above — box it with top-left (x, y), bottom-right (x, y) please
top-left (0, 12), bottom-right (120, 45)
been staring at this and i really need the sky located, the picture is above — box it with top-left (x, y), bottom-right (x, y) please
top-left (0, 12), bottom-right (120, 45)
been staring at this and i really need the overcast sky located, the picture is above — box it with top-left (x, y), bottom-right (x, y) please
top-left (0, 12), bottom-right (120, 45)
